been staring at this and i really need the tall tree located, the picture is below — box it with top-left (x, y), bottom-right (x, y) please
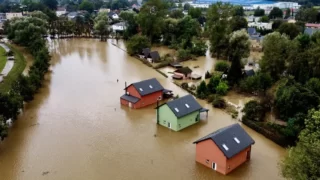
top-left (120, 11), bottom-right (138, 39)
top-left (40, 0), bottom-right (58, 10)
top-left (188, 7), bottom-right (202, 19)
top-left (268, 7), bottom-right (283, 19)
top-left (137, 0), bottom-right (167, 42)
top-left (79, 0), bottom-right (94, 13)
top-left (278, 23), bottom-right (301, 39)
top-left (254, 7), bottom-right (265, 16)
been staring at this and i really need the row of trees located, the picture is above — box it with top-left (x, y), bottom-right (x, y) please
top-left (0, 11), bottom-right (51, 140)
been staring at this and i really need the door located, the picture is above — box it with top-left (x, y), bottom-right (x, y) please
top-left (129, 102), bottom-right (132, 108)
top-left (168, 122), bottom-right (171, 128)
top-left (212, 162), bottom-right (216, 170)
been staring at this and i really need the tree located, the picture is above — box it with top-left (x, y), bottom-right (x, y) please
top-left (233, 6), bottom-right (244, 16)
top-left (190, 38), bottom-right (207, 56)
top-left (184, 3), bottom-right (190, 11)
top-left (212, 95), bottom-right (226, 108)
top-left (188, 7), bottom-right (202, 19)
top-left (0, 115), bottom-right (8, 141)
top-left (120, 11), bottom-right (138, 39)
top-left (254, 7), bottom-right (265, 16)
top-left (280, 108), bottom-right (320, 180)
top-left (177, 48), bottom-right (191, 61)
top-left (169, 9), bottom-right (184, 19)
top-left (259, 15), bottom-right (269, 22)
top-left (230, 16), bottom-right (248, 31)
top-left (268, 7), bottom-right (283, 19)
top-left (278, 23), bottom-right (301, 39)
top-left (242, 100), bottom-right (266, 122)
top-left (216, 81), bottom-right (228, 95)
top-left (272, 20), bottom-right (283, 30)
top-left (275, 79), bottom-right (319, 120)
top-left (137, 0), bottom-right (167, 42)
top-left (176, 16), bottom-right (201, 49)
top-left (126, 35), bottom-right (151, 55)
top-left (207, 2), bottom-right (234, 58)
top-left (260, 32), bottom-right (291, 80)
top-left (196, 80), bottom-right (208, 99)
top-left (214, 61), bottom-right (230, 72)
top-left (296, 7), bottom-right (319, 23)
top-left (79, 0), bottom-right (94, 13)
top-left (239, 72), bottom-right (272, 93)
top-left (162, 18), bottom-right (178, 46)
top-left (94, 12), bottom-right (110, 41)
top-left (40, 0), bottom-right (58, 10)
top-left (306, 78), bottom-right (320, 96)
top-left (227, 29), bottom-right (250, 84)
top-left (207, 75), bottom-right (220, 94)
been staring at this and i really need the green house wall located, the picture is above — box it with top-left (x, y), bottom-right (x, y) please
top-left (157, 104), bottom-right (200, 131)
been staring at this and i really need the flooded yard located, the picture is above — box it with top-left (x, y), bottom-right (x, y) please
top-left (0, 39), bottom-right (284, 180)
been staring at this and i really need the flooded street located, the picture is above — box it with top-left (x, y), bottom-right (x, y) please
top-left (0, 39), bottom-right (284, 180)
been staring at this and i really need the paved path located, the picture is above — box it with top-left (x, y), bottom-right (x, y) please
top-left (0, 43), bottom-right (13, 83)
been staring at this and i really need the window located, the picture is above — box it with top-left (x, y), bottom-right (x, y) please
top-left (222, 144), bottom-right (229, 151)
top-left (174, 108), bottom-right (179, 112)
top-left (149, 85), bottom-right (153, 88)
top-left (234, 137), bottom-right (240, 144)
top-left (139, 88), bottom-right (143, 91)
top-left (185, 104), bottom-right (190, 108)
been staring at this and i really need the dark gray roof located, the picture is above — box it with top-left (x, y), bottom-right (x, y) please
top-left (120, 94), bottom-right (140, 103)
top-left (175, 67), bottom-right (192, 75)
top-left (149, 51), bottom-right (160, 62)
top-left (128, 78), bottom-right (164, 96)
top-left (142, 48), bottom-right (150, 57)
top-left (247, 27), bottom-right (256, 35)
top-left (166, 94), bottom-right (202, 118)
top-left (193, 123), bottom-right (255, 159)
top-left (244, 69), bottom-right (255, 76)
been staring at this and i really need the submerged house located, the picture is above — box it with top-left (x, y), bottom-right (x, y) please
top-left (120, 78), bottom-right (172, 109)
top-left (174, 67), bottom-right (192, 79)
top-left (193, 123), bottom-right (255, 175)
top-left (156, 94), bottom-right (207, 131)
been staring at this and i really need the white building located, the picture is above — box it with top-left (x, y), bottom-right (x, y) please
top-left (5, 12), bottom-right (23, 20)
top-left (248, 22), bottom-right (272, 30)
top-left (56, 7), bottom-right (67, 17)
top-left (112, 22), bottom-right (126, 32)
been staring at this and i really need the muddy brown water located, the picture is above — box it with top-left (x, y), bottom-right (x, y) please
top-left (0, 39), bottom-right (284, 180)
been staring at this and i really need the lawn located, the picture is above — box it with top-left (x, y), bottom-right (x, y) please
top-left (0, 44), bottom-right (26, 92)
top-left (0, 46), bottom-right (7, 73)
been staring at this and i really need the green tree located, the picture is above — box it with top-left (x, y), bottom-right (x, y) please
top-left (214, 61), bottom-right (230, 72)
top-left (94, 12), bottom-right (110, 41)
top-left (162, 18), bottom-right (178, 45)
top-left (120, 11), bottom-right (138, 39)
top-left (188, 7), bottom-right (202, 19)
top-left (184, 3), bottom-right (190, 10)
top-left (306, 78), bottom-right (320, 96)
top-left (239, 72), bottom-right (272, 93)
top-left (296, 7), bottom-right (319, 23)
top-left (177, 48), bottom-right (191, 61)
top-left (260, 32), bottom-right (291, 80)
top-left (79, 0), bottom-right (94, 13)
top-left (268, 7), bottom-right (283, 19)
top-left (207, 2), bottom-right (234, 58)
top-left (227, 29), bottom-right (250, 84)
top-left (0, 115), bottom-right (8, 141)
top-left (137, 0), bottom-right (167, 42)
top-left (196, 80), bottom-right (208, 99)
top-left (216, 81), bottom-right (228, 95)
top-left (126, 35), bottom-right (151, 55)
top-left (259, 15), bottom-right (269, 22)
top-left (169, 9), bottom-right (184, 19)
top-left (272, 19), bottom-right (283, 30)
top-left (207, 75), bottom-right (220, 93)
top-left (254, 7), bottom-right (265, 16)
top-left (233, 5), bottom-right (244, 16)
top-left (242, 100), bottom-right (266, 121)
top-left (176, 16), bottom-right (201, 49)
top-left (40, 0), bottom-right (58, 10)
top-left (278, 23), bottom-right (301, 39)
top-left (230, 16), bottom-right (248, 31)
top-left (190, 38), bottom-right (207, 56)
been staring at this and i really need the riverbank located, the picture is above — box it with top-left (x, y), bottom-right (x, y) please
top-left (0, 46), bottom-right (7, 72)
top-left (0, 44), bottom-right (26, 92)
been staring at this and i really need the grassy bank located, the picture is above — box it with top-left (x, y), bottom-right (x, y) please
top-left (0, 44), bottom-right (26, 92)
top-left (0, 46), bottom-right (7, 73)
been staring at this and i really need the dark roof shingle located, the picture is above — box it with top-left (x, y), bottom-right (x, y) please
top-left (193, 123), bottom-right (255, 159)
top-left (166, 94), bottom-right (202, 118)
top-left (128, 78), bottom-right (164, 96)
top-left (120, 94), bottom-right (140, 103)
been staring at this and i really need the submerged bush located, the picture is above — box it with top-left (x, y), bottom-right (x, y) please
top-left (214, 61), bottom-right (230, 72)
top-left (212, 95), bottom-right (226, 108)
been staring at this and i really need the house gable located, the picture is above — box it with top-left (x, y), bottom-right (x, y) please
top-left (126, 85), bottom-right (141, 98)
top-left (158, 104), bottom-right (178, 130)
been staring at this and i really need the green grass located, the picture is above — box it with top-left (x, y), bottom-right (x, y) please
top-left (0, 46), bottom-right (7, 73)
top-left (0, 44), bottom-right (26, 92)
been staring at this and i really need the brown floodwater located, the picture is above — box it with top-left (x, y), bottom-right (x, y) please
top-left (0, 39), bottom-right (285, 180)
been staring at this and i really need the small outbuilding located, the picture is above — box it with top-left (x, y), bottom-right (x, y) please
top-left (174, 67), bottom-right (192, 79)
top-left (147, 51), bottom-right (160, 63)
top-left (193, 123), bottom-right (255, 175)
top-left (156, 94), bottom-right (206, 131)
top-left (140, 48), bottom-right (150, 58)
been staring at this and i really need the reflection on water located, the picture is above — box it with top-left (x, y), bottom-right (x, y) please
top-left (0, 39), bottom-right (284, 180)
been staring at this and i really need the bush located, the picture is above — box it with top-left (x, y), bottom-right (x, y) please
top-left (214, 61), bottom-right (230, 72)
top-left (242, 100), bottom-right (266, 122)
top-left (190, 39), bottom-right (207, 56)
top-left (181, 82), bottom-right (189, 89)
top-left (216, 81), bottom-right (229, 95)
top-left (212, 95), bottom-right (226, 108)
top-left (239, 72), bottom-right (272, 93)
top-left (207, 94), bottom-right (215, 103)
top-left (196, 80), bottom-right (208, 99)
top-left (126, 35), bottom-right (151, 55)
top-left (177, 48), bottom-right (191, 61)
